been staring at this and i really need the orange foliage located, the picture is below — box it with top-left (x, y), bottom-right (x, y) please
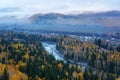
top-left (7, 65), bottom-right (28, 80)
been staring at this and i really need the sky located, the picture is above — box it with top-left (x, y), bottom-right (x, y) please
top-left (0, 0), bottom-right (120, 18)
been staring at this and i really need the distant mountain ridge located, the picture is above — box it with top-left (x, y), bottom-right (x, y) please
top-left (29, 10), bottom-right (120, 27)
top-left (0, 11), bottom-right (119, 33)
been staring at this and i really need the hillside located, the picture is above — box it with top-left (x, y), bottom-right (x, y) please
top-left (29, 11), bottom-right (120, 33)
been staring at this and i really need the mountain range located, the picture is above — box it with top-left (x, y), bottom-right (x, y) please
top-left (28, 10), bottom-right (120, 33)
top-left (0, 10), bottom-right (120, 33)
top-left (30, 10), bottom-right (120, 27)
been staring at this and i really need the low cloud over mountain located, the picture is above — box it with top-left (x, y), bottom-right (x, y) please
top-left (30, 10), bottom-right (120, 27)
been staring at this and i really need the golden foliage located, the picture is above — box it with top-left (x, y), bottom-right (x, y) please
top-left (58, 63), bottom-right (63, 70)
top-left (23, 53), bottom-right (29, 60)
top-left (65, 71), bottom-right (69, 77)
top-left (7, 65), bottom-right (28, 80)
top-left (116, 78), bottom-right (120, 80)
top-left (0, 63), bottom-right (5, 74)
top-left (12, 44), bottom-right (24, 49)
top-left (107, 53), bottom-right (120, 62)
top-left (41, 65), bottom-right (45, 70)
top-left (18, 61), bottom-right (26, 68)
top-left (77, 72), bottom-right (84, 80)
top-left (9, 59), bottom-right (16, 65)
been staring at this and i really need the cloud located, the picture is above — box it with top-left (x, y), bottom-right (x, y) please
top-left (0, 8), bottom-right (21, 13)
top-left (0, 0), bottom-right (119, 17)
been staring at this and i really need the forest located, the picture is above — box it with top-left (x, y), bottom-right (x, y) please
top-left (0, 31), bottom-right (119, 80)
top-left (57, 36), bottom-right (120, 80)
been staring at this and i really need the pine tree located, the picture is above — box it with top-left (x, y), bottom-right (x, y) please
top-left (3, 67), bottom-right (9, 80)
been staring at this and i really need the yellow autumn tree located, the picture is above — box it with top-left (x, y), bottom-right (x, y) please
top-left (77, 72), bottom-right (84, 80)
top-left (58, 63), bottom-right (63, 71)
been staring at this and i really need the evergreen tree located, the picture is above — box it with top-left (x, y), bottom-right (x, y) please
top-left (3, 67), bottom-right (9, 80)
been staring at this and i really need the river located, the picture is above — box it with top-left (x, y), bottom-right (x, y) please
top-left (42, 42), bottom-right (95, 71)
top-left (42, 42), bottom-right (66, 62)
